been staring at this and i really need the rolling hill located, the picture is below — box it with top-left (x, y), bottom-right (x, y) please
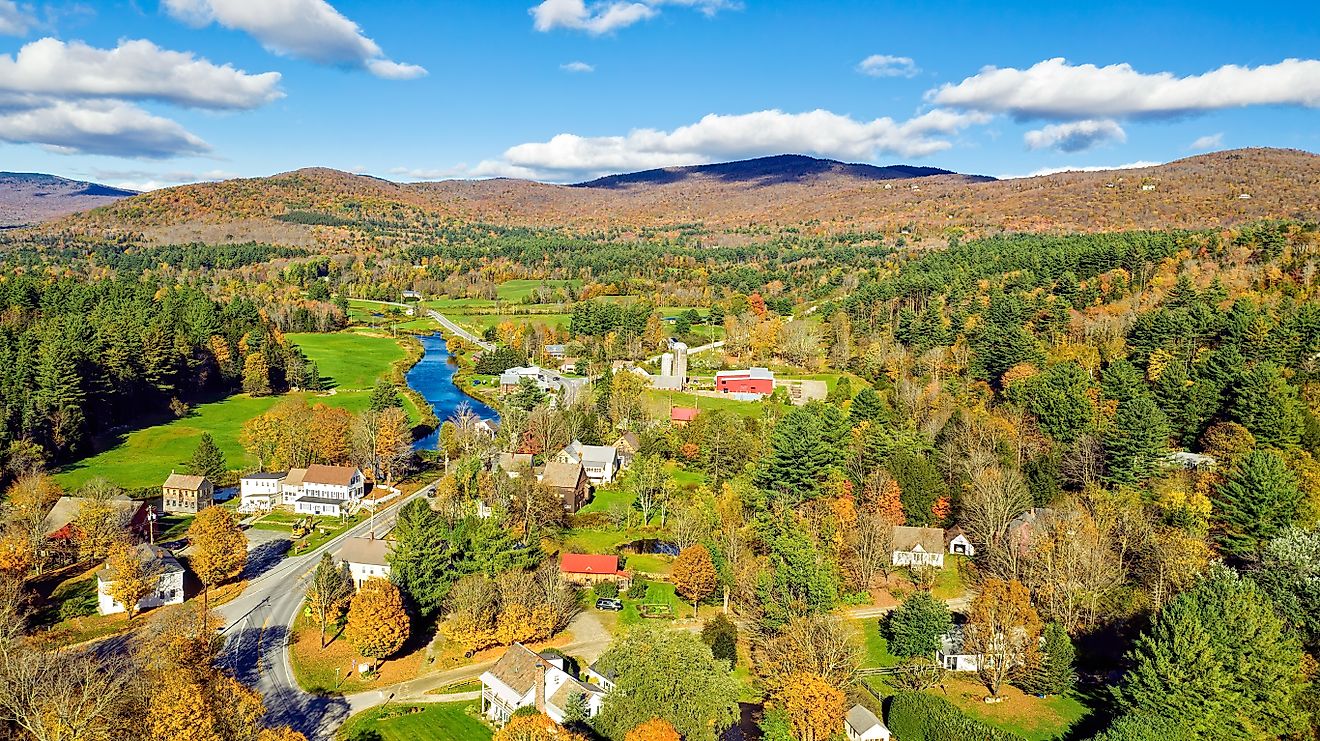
top-left (0, 173), bottom-right (137, 227)
top-left (34, 148), bottom-right (1320, 246)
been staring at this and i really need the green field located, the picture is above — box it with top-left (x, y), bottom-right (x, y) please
top-left (337, 702), bottom-right (491, 741)
top-left (496, 278), bottom-right (580, 301)
top-left (445, 312), bottom-right (572, 333)
top-left (56, 332), bottom-right (415, 491)
top-left (641, 389), bottom-right (776, 420)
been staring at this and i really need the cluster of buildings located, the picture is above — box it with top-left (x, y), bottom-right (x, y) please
top-left (237, 464), bottom-right (366, 517)
top-left (490, 433), bottom-right (642, 515)
top-left (890, 524), bottom-right (977, 569)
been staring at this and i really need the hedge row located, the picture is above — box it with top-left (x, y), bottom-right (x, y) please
top-left (886, 692), bottom-right (1028, 741)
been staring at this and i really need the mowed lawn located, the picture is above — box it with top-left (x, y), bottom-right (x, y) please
top-left (337, 702), bottom-right (491, 741)
top-left (56, 332), bottom-right (412, 490)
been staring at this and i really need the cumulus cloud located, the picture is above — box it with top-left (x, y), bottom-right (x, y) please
top-left (1190, 132), bottom-right (1223, 150)
top-left (88, 168), bottom-right (237, 191)
top-left (857, 54), bottom-right (919, 78)
top-left (931, 57), bottom-right (1320, 119)
top-left (0, 100), bottom-right (210, 158)
top-left (997, 160), bottom-right (1162, 180)
top-left (0, 0), bottom-right (33, 36)
top-left (468, 107), bottom-right (990, 181)
top-left (530, 0), bottom-right (736, 34)
top-left (561, 60), bottom-right (595, 73)
top-left (163, 0), bottom-right (426, 79)
top-left (0, 37), bottom-right (283, 109)
top-left (1024, 119), bottom-right (1126, 152)
top-left (0, 37), bottom-right (282, 158)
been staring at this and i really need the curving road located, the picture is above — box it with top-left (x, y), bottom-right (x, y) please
top-left (427, 310), bottom-right (495, 351)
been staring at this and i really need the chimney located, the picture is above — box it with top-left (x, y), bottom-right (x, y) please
top-left (534, 659), bottom-right (546, 713)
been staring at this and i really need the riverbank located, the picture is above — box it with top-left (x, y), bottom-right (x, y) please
top-left (406, 332), bottom-right (500, 451)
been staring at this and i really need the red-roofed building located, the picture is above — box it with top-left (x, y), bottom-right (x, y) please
top-left (670, 407), bottom-right (699, 426)
top-left (559, 553), bottom-right (630, 587)
top-left (715, 367), bottom-right (775, 395)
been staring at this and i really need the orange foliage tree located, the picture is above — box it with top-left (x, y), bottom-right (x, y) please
top-left (671, 544), bottom-right (718, 616)
top-left (774, 672), bottom-right (845, 741)
top-left (625, 718), bottom-right (682, 741)
top-left (346, 577), bottom-right (410, 670)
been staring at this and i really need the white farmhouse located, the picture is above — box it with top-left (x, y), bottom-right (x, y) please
top-left (845, 704), bottom-right (891, 741)
top-left (96, 544), bottom-right (185, 616)
top-left (281, 467), bottom-right (308, 505)
top-left (555, 440), bottom-right (619, 484)
top-left (891, 526), bottom-right (946, 568)
top-left (293, 464), bottom-right (365, 517)
top-left (338, 536), bottom-right (392, 589)
top-left (480, 643), bottom-right (605, 725)
top-left (936, 626), bottom-right (980, 672)
top-left (238, 471), bottom-right (286, 513)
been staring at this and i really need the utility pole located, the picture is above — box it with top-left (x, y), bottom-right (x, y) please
top-left (147, 505), bottom-right (157, 545)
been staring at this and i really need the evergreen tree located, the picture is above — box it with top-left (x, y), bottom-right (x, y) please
top-left (1104, 395), bottom-right (1170, 486)
top-left (754, 407), bottom-right (835, 504)
top-left (1101, 359), bottom-right (1145, 405)
top-left (1252, 528), bottom-right (1320, 650)
top-left (884, 591), bottom-right (952, 658)
top-left (700, 613), bottom-right (738, 668)
top-left (1018, 622), bottom-right (1075, 696)
top-left (1212, 450), bottom-right (1303, 561)
top-left (849, 388), bottom-right (883, 426)
top-left (186, 433), bottom-right (227, 482)
top-left (507, 377), bottom-right (549, 411)
top-left (369, 379), bottom-right (403, 411)
top-left (34, 338), bottom-right (87, 455)
top-left (1007, 362), bottom-right (1093, 443)
top-left (1232, 362), bottom-right (1304, 448)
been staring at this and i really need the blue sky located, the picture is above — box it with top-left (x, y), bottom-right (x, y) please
top-left (0, 0), bottom-right (1317, 189)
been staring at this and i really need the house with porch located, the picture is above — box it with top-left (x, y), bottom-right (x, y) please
top-left (293, 464), bottom-right (365, 517)
top-left (238, 471), bottom-right (286, 513)
top-left (96, 544), bottom-right (185, 616)
top-left (554, 440), bottom-right (619, 484)
top-left (891, 526), bottom-right (946, 568)
top-left (480, 643), bottom-right (605, 725)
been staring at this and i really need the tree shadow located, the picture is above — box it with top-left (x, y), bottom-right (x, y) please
top-left (224, 624), bottom-right (352, 740)
top-left (241, 539), bottom-right (292, 581)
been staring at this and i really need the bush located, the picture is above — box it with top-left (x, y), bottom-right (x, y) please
top-left (886, 692), bottom-right (1028, 741)
top-left (595, 581), bottom-right (620, 599)
top-left (701, 613), bottom-right (738, 667)
top-left (626, 579), bottom-right (648, 600)
top-left (56, 579), bottom-right (100, 622)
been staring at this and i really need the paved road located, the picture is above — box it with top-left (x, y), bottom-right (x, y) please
top-left (219, 486), bottom-right (431, 741)
top-left (428, 310), bottom-right (496, 351)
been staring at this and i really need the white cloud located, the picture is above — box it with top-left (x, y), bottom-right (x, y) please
top-left (163, 0), bottom-right (426, 79)
top-left (530, 0), bottom-right (736, 34)
top-left (0, 0), bottom-right (33, 36)
top-left (1190, 132), bottom-right (1223, 150)
top-left (931, 57), bottom-right (1320, 119)
top-left (997, 160), bottom-right (1162, 180)
top-left (561, 60), bottom-right (595, 73)
top-left (469, 107), bottom-right (990, 181)
top-left (0, 99), bottom-right (210, 158)
top-left (857, 54), bottom-right (919, 78)
top-left (388, 165), bottom-right (472, 180)
top-left (0, 37), bottom-right (283, 109)
top-left (1024, 119), bottom-right (1126, 152)
top-left (89, 168), bottom-right (237, 191)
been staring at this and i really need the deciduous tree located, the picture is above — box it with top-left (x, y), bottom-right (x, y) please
top-left (672, 543), bottom-right (717, 615)
top-left (774, 672), bottom-right (845, 741)
top-left (345, 577), bottom-right (409, 670)
top-left (963, 578), bottom-right (1041, 697)
top-left (106, 543), bottom-right (162, 622)
top-left (306, 552), bottom-right (353, 648)
top-left (187, 508), bottom-right (247, 614)
top-left (625, 718), bottom-right (682, 741)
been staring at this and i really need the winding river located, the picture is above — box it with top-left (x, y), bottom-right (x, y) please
top-left (407, 333), bottom-right (500, 450)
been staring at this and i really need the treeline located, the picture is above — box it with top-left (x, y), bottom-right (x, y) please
top-left (0, 276), bottom-right (303, 467)
top-left (0, 240), bottom-right (305, 273)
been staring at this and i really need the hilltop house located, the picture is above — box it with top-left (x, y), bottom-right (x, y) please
top-left (559, 553), bottom-right (630, 588)
top-left (480, 643), bottom-right (606, 725)
top-left (162, 472), bottom-right (213, 515)
top-left (555, 440), bottom-right (619, 484)
top-left (43, 495), bottom-right (149, 541)
top-left (891, 526), bottom-right (946, 568)
top-left (96, 544), bottom-right (185, 616)
top-left (845, 704), bottom-right (891, 741)
top-left (337, 536), bottom-right (393, 589)
top-left (238, 471), bottom-right (286, 513)
top-left (539, 462), bottom-right (590, 512)
top-left (292, 464), bottom-right (365, 517)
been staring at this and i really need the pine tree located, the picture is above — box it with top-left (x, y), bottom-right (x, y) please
top-left (754, 407), bottom-right (835, 504)
top-left (1212, 450), bottom-right (1302, 561)
top-left (186, 433), bottom-right (227, 482)
top-left (885, 591), bottom-right (952, 658)
top-left (1104, 394), bottom-right (1170, 486)
top-left (1018, 622), bottom-right (1075, 696)
top-left (849, 388), bottom-right (883, 425)
top-left (34, 338), bottom-right (87, 454)
top-left (1231, 362), bottom-right (1304, 448)
top-left (700, 613), bottom-right (738, 667)
top-left (369, 379), bottom-right (402, 411)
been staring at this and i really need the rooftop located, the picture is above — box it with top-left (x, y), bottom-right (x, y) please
top-left (163, 472), bottom-right (208, 491)
top-left (295, 495), bottom-right (348, 506)
top-left (670, 407), bottom-right (699, 422)
top-left (338, 536), bottom-right (392, 566)
top-left (893, 525), bottom-right (945, 553)
top-left (560, 553), bottom-right (621, 575)
top-left (303, 464), bottom-right (359, 487)
top-left (241, 471), bottom-right (288, 481)
top-left (43, 495), bottom-right (144, 536)
top-left (715, 366), bottom-right (774, 380)
top-left (541, 461), bottom-right (585, 490)
top-left (97, 543), bottom-right (183, 581)
top-left (846, 704), bottom-right (885, 735)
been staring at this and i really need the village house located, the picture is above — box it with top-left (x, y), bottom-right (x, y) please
top-left (1166, 451), bottom-right (1216, 471)
top-left (161, 472), bottom-right (213, 515)
top-left (544, 344), bottom-right (566, 359)
top-left (715, 367), bottom-right (774, 396)
top-left (945, 526), bottom-right (976, 557)
top-left (499, 365), bottom-right (555, 393)
top-left (281, 467), bottom-right (308, 504)
top-left (96, 543), bottom-right (185, 616)
top-left (474, 418), bottom-right (500, 439)
top-left (559, 553), bottom-right (630, 588)
top-left (238, 471), bottom-right (286, 513)
top-left (891, 526), bottom-right (946, 568)
top-left (584, 660), bottom-right (617, 691)
top-left (292, 464), bottom-right (365, 517)
top-left (42, 495), bottom-right (149, 541)
top-left (845, 704), bottom-right (891, 741)
top-left (555, 440), bottom-right (619, 484)
top-left (612, 431), bottom-right (641, 469)
top-left (539, 461), bottom-right (590, 512)
top-left (337, 536), bottom-right (393, 589)
top-left (495, 452), bottom-right (534, 478)
top-left (936, 625), bottom-right (980, 672)
top-left (670, 407), bottom-right (699, 427)
top-left (480, 643), bottom-right (606, 725)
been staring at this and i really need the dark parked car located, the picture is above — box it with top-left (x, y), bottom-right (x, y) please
top-left (595, 598), bottom-right (624, 611)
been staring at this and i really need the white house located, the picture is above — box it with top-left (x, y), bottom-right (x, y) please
top-left (96, 544), bottom-right (185, 616)
top-left (945, 526), bottom-right (976, 557)
top-left (281, 467), bottom-right (308, 505)
top-left (845, 704), bottom-right (891, 741)
top-left (936, 626), bottom-right (980, 672)
top-left (555, 440), bottom-right (619, 484)
top-left (584, 660), bottom-right (616, 692)
top-left (891, 526), bottom-right (946, 568)
top-left (238, 471), bottom-right (286, 513)
top-left (480, 644), bottom-right (606, 725)
top-left (337, 536), bottom-right (392, 589)
top-left (293, 464), bottom-right (365, 517)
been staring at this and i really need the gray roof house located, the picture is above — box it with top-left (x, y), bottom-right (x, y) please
top-left (892, 526), bottom-right (945, 568)
top-left (845, 704), bottom-right (891, 741)
top-left (555, 440), bottom-right (619, 484)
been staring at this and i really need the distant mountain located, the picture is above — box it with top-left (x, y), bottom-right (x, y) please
top-left (573, 154), bottom-right (993, 189)
top-left (35, 148), bottom-right (1320, 245)
top-left (0, 173), bottom-right (138, 227)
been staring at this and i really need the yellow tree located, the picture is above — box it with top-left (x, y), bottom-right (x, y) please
top-left (964, 578), bottom-right (1042, 697)
top-left (345, 577), bottom-right (409, 670)
top-left (671, 543), bottom-right (717, 617)
top-left (73, 494), bottom-right (129, 562)
top-left (256, 729), bottom-right (308, 741)
top-left (495, 713), bottom-right (587, 741)
top-left (4, 473), bottom-right (62, 574)
top-left (149, 670), bottom-right (264, 741)
top-left (106, 543), bottom-right (162, 622)
top-left (374, 407), bottom-right (413, 484)
top-left (775, 673), bottom-right (845, 741)
top-left (625, 718), bottom-right (682, 741)
top-left (305, 552), bottom-right (353, 648)
top-left (240, 412), bottom-right (281, 470)
top-left (310, 404), bottom-right (353, 465)
top-left (187, 508), bottom-right (247, 614)
top-left (0, 529), bottom-right (32, 575)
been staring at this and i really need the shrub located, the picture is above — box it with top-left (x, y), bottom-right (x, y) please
top-left (626, 579), bottom-right (647, 600)
top-left (56, 579), bottom-right (100, 621)
top-left (886, 692), bottom-right (1028, 741)
top-left (595, 581), bottom-right (620, 599)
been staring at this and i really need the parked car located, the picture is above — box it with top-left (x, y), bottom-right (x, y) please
top-left (595, 598), bottom-right (624, 611)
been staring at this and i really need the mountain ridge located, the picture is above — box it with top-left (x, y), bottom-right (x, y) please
top-left (0, 173), bottom-right (138, 227)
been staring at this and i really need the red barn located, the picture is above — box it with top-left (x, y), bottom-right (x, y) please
top-left (670, 407), bottom-right (699, 426)
top-left (714, 367), bottom-right (775, 395)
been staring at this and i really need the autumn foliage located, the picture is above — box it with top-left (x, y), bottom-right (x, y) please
top-left (774, 672), bottom-right (846, 741)
top-left (671, 543), bottom-right (718, 613)
top-left (625, 718), bottom-right (682, 741)
top-left (346, 577), bottom-right (410, 668)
